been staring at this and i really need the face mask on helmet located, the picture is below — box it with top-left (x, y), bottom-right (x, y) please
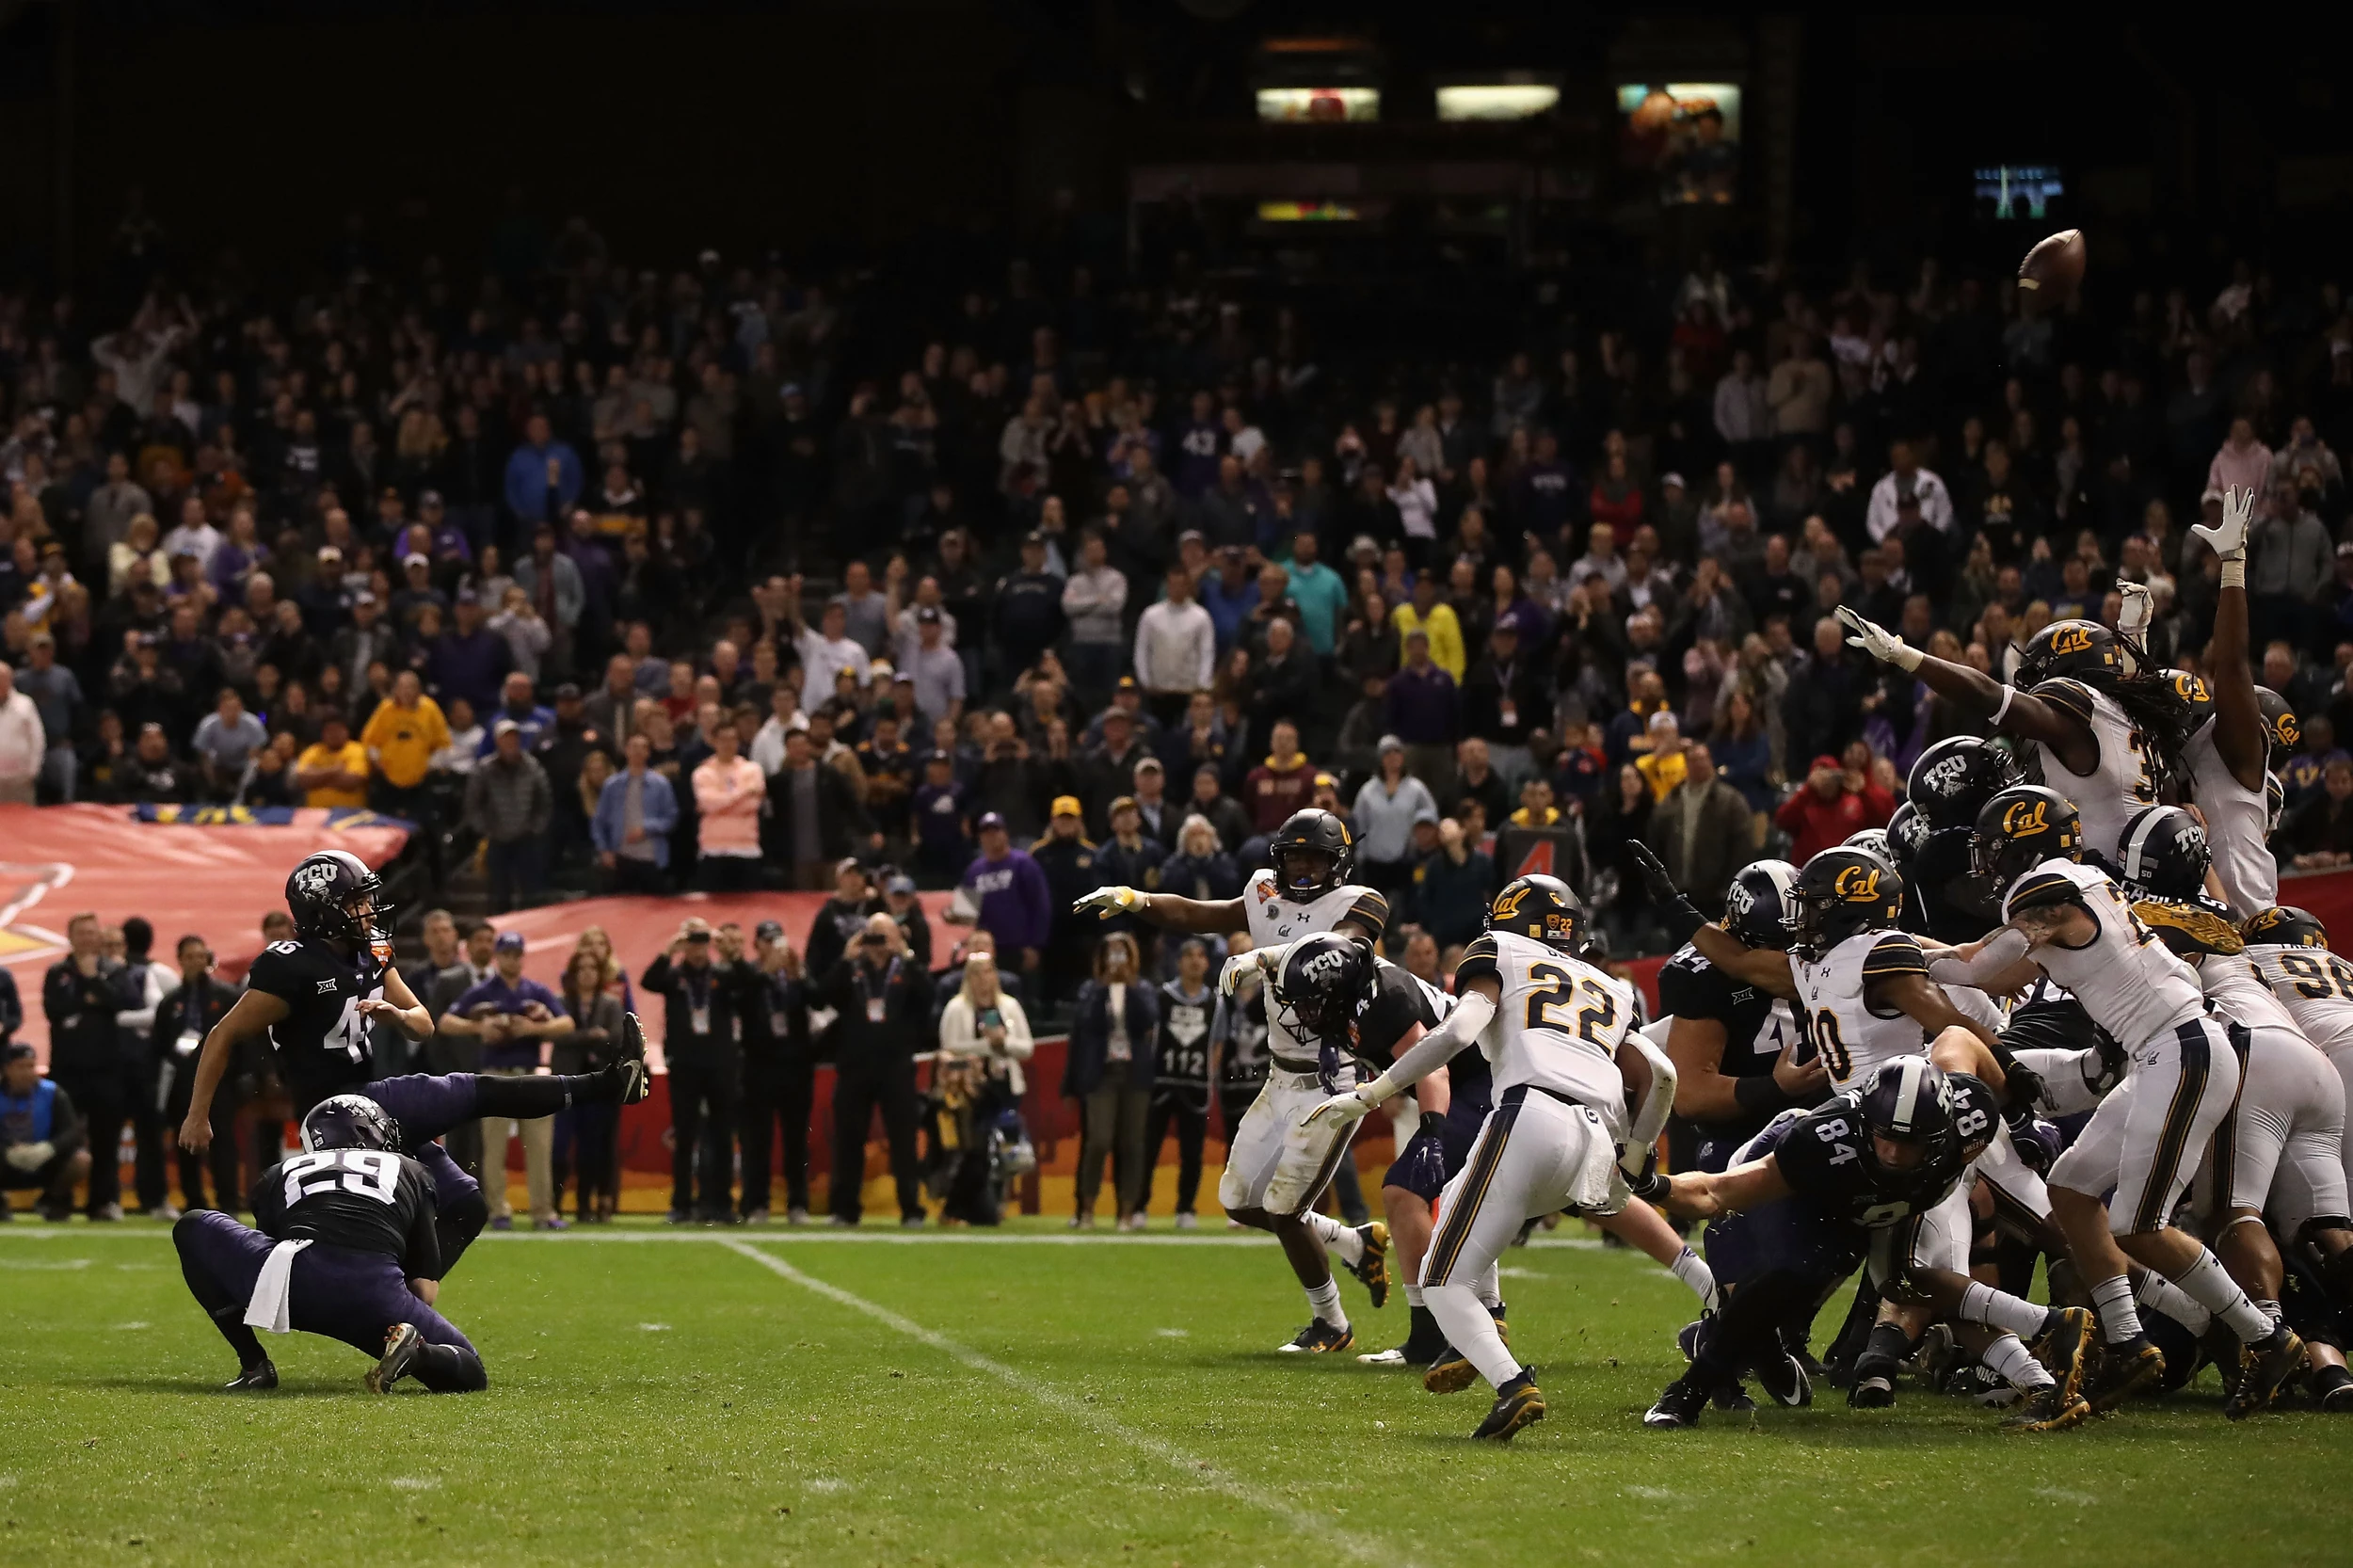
top-left (1273, 845), bottom-right (1338, 896)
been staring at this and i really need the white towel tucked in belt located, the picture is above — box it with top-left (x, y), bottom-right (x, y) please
top-left (243, 1239), bottom-right (312, 1333)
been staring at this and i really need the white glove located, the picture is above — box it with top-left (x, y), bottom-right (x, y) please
top-left (1216, 951), bottom-right (1258, 998)
top-left (2115, 581), bottom-right (2154, 641)
top-left (5, 1140), bottom-right (54, 1172)
top-left (1072, 886), bottom-right (1142, 920)
top-left (1835, 605), bottom-right (1922, 672)
top-left (1300, 1089), bottom-right (1377, 1130)
top-left (2192, 485), bottom-right (2254, 562)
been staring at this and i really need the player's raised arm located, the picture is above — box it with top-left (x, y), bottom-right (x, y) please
top-left (2192, 486), bottom-right (2270, 789)
top-left (1835, 606), bottom-right (2097, 774)
top-left (178, 988), bottom-right (290, 1152)
top-left (1076, 885), bottom-right (1248, 933)
top-left (1627, 842), bottom-right (1799, 998)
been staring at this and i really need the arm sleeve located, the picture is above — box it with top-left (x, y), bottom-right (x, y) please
top-left (1369, 987), bottom-right (1495, 1096)
top-left (1927, 927), bottom-right (2031, 989)
top-left (1621, 1029), bottom-right (1678, 1171)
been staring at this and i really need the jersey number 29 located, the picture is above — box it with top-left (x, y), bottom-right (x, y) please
top-left (280, 1149), bottom-right (400, 1208)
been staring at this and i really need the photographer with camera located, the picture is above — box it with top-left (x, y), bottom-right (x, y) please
top-left (822, 913), bottom-right (935, 1226)
top-left (934, 949), bottom-right (1035, 1225)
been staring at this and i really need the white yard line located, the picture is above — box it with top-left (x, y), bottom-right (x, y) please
top-left (718, 1238), bottom-right (1411, 1566)
top-left (0, 1225), bottom-right (1601, 1250)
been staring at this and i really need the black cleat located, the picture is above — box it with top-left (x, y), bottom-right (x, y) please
top-left (2225, 1326), bottom-right (2305, 1421)
top-left (221, 1360), bottom-right (278, 1392)
top-left (1754, 1349), bottom-right (1812, 1408)
top-left (1423, 1304), bottom-right (1508, 1393)
top-left (2085, 1335), bottom-right (2167, 1414)
top-left (2001, 1381), bottom-right (2089, 1432)
top-left (1359, 1304), bottom-right (1447, 1367)
top-left (1277, 1320), bottom-right (1354, 1354)
top-left (1712, 1382), bottom-right (1756, 1412)
top-left (1788, 1345), bottom-right (1830, 1382)
top-left (1847, 1351), bottom-right (1898, 1408)
top-left (2310, 1364), bottom-right (2353, 1412)
top-left (1347, 1222), bottom-right (1391, 1309)
top-left (2030, 1306), bottom-right (2095, 1408)
top-left (1644, 1373), bottom-right (1710, 1430)
top-left (614, 1013), bottom-right (652, 1105)
top-left (366, 1323), bottom-right (425, 1394)
top-left (2201, 1321), bottom-right (2247, 1399)
top-left (1472, 1368), bottom-right (1545, 1441)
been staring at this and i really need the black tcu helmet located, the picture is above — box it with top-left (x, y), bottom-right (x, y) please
top-left (300, 1093), bottom-right (401, 1154)
top-left (1856, 1055), bottom-right (1953, 1175)
top-left (1489, 873), bottom-right (1592, 955)
top-left (1268, 932), bottom-right (1376, 1047)
top-left (286, 848), bottom-right (392, 947)
top-left (1885, 801), bottom-right (1929, 871)
top-left (2017, 618), bottom-right (2124, 688)
top-left (1785, 848), bottom-right (1904, 960)
top-left (1970, 785), bottom-right (2082, 889)
top-left (2116, 804), bottom-right (2211, 901)
top-left (1844, 828), bottom-right (1896, 869)
top-left (1722, 858), bottom-right (1799, 950)
top-left (1268, 808), bottom-right (1355, 899)
top-left (2258, 687), bottom-right (2299, 763)
top-left (1907, 736), bottom-right (2024, 829)
top-left (2242, 905), bottom-right (2330, 951)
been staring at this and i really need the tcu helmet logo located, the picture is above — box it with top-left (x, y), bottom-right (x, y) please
top-left (2048, 625), bottom-right (2095, 656)
top-left (293, 860), bottom-right (342, 898)
top-left (1920, 754), bottom-right (1972, 796)
top-left (1300, 946), bottom-right (1352, 982)
top-left (1833, 865), bottom-right (1882, 903)
top-left (1725, 880), bottom-right (1755, 920)
top-left (2001, 798), bottom-right (2049, 838)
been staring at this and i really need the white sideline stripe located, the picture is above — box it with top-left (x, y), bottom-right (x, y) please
top-left (0, 1226), bottom-right (1604, 1250)
top-left (718, 1239), bottom-right (1407, 1567)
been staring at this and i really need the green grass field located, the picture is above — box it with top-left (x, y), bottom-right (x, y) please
top-left (3, 1221), bottom-right (2347, 1567)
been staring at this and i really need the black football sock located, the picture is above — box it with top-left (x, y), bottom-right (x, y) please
top-left (408, 1342), bottom-right (488, 1394)
top-left (471, 1072), bottom-right (614, 1119)
top-left (434, 1187), bottom-right (489, 1275)
top-left (177, 1240), bottom-right (270, 1368)
top-left (1857, 1320), bottom-right (1916, 1372)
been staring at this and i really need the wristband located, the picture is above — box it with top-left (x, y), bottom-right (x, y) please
top-left (1892, 642), bottom-right (1925, 673)
top-left (1992, 685), bottom-right (2015, 724)
top-left (1358, 1071), bottom-right (1398, 1105)
top-left (2219, 558), bottom-right (2246, 589)
top-left (1657, 894), bottom-right (1705, 948)
top-left (1734, 1073), bottom-right (1797, 1119)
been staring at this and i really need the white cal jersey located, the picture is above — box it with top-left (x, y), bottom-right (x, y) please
top-left (2002, 858), bottom-right (2204, 1048)
top-left (1241, 869), bottom-right (1389, 1061)
top-left (2199, 943), bottom-right (2300, 1037)
top-left (2242, 943), bottom-right (2353, 1060)
top-left (2182, 718), bottom-right (2278, 920)
top-left (1455, 928), bottom-right (1635, 1128)
top-left (1792, 927), bottom-right (1933, 1092)
top-left (2025, 678), bottom-right (2157, 863)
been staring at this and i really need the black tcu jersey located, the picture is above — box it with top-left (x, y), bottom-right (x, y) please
top-left (252, 1148), bottom-right (442, 1279)
top-left (1155, 981), bottom-right (1216, 1112)
top-left (1214, 984), bottom-right (1270, 1092)
top-left (245, 936), bottom-right (392, 1112)
top-left (1659, 947), bottom-right (1782, 1082)
top-left (1755, 1093), bottom-right (1965, 1232)
top-left (1907, 827), bottom-right (2002, 943)
top-left (1353, 959), bottom-right (1446, 1072)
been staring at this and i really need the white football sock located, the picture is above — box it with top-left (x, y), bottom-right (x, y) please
top-left (1402, 1283), bottom-right (1425, 1309)
top-left (1305, 1210), bottom-right (1364, 1266)
top-left (1475, 1262), bottom-right (1503, 1312)
top-left (2089, 1273), bottom-right (2144, 1345)
top-left (1957, 1280), bottom-right (2053, 1339)
top-left (1425, 1282), bottom-right (1520, 1389)
top-left (2132, 1265), bottom-right (2211, 1334)
top-left (2171, 1249), bottom-right (2274, 1342)
top-left (1980, 1332), bottom-right (2056, 1391)
top-left (1305, 1275), bottom-right (1348, 1330)
top-left (1669, 1246), bottom-right (1718, 1309)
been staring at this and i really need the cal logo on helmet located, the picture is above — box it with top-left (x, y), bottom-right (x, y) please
top-left (2049, 625), bottom-right (2095, 656)
top-left (2169, 671), bottom-right (2210, 705)
top-left (1492, 886), bottom-right (1529, 921)
top-left (2001, 797), bottom-right (2049, 838)
top-left (1833, 864), bottom-right (1882, 903)
top-left (2278, 712), bottom-right (2302, 746)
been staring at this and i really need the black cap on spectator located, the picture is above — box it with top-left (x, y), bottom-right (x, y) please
top-left (554, 682), bottom-right (582, 701)
top-left (755, 920), bottom-right (784, 942)
top-left (977, 810), bottom-right (1007, 832)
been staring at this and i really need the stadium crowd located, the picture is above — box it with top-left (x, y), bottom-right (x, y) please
top-left (8, 200), bottom-right (2353, 1222)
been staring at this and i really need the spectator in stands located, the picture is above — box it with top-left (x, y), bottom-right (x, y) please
top-left (438, 931), bottom-right (569, 1230)
top-left (1241, 719), bottom-right (1316, 833)
top-left (41, 913), bottom-right (125, 1219)
top-left (190, 687), bottom-right (269, 802)
top-left (360, 669), bottom-right (449, 824)
top-left (959, 810), bottom-right (1051, 990)
top-left (505, 412), bottom-right (584, 531)
top-left (1408, 818), bottom-right (1493, 949)
top-left (1134, 563), bottom-right (1215, 728)
top-left (0, 662), bottom-right (47, 807)
top-left (768, 727), bottom-right (872, 889)
top-left (1353, 737), bottom-right (1438, 894)
top-left (593, 731), bottom-right (678, 893)
top-left (15, 635), bottom-right (83, 803)
top-left (1064, 931), bottom-right (1158, 1230)
top-left (294, 709), bottom-right (368, 808)
top-left (2, 1041), bottom-right (90, 1222)
top-left (1772, 752), bottom-right (1896, 863)
top-left (553, 943), bottom-right (627, 1224)
top-left (1643, 743), bottom-right (1754, 920)
top-left (2284, 756), bottom-right (2353, 869)
top-left (1385, 629), bottom-right (1459, 801)
top-left (690, 712), bottom-right (764, 891)
top-left (466, 718), bottom-right (553, 912)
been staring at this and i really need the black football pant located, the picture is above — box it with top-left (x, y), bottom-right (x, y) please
top-left (831, 1061), bottom-right (921, 1224)
top-left (740, 1056), bottom-right (814, 1216)
top-left (1139, 1096), bottom-right (1209, 1215)
top-left (666, 1054), bottom-right (739, 1218)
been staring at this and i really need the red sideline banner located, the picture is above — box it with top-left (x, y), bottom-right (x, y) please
top-left (0, 803), bottom-right (409, 1064)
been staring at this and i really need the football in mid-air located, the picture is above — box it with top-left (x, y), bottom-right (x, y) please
top-left (2018, 228), bottom-right (2086, 302)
